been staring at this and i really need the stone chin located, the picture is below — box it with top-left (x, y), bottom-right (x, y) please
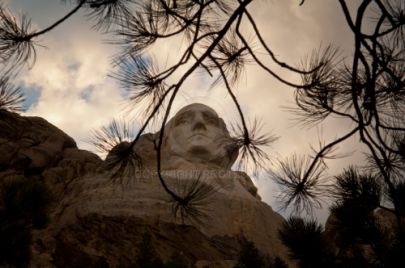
top-left (186, 144), bottom-right (207, 154)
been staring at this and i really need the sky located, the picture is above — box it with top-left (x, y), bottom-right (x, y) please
top-left (6, 0), bottom-right (368, 224)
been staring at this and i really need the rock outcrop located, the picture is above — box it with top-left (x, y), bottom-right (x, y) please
top-left (44, 170), bottom-right (289, 267)
top-left (0, 110), bottom-right (102, 200)
top-left (0, 105), bottom-right (292, 267)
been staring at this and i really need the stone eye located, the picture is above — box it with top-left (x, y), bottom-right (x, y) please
top-left (175, 115), bottom-right (189, 126)
top-left (204, 115), bottom-right (218, 126)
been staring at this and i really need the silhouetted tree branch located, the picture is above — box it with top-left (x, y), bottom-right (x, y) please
top-left (1, 0), bottom-right (404, 230)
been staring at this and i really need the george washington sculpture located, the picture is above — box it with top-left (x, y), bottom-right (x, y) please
top-left (161, 103), bottom-right (239, 169)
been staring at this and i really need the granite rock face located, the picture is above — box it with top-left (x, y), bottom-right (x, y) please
top-left (0, 110), bottom-right (102, 199)
top-left (0, 105), bottom-right (292, 267)
top-left (45, 170), bottom-right (289, 267)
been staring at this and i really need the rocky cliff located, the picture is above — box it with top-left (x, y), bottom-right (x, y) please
top-left (0, 109), bottom-right (292, 268)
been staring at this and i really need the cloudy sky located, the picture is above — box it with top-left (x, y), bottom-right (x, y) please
top-left (6, 0), bottom-right (368, 223)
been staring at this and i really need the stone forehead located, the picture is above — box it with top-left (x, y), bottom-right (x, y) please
top-left (174, 103), bottom-right (219, 118)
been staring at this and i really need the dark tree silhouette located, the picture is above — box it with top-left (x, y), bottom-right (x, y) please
top-left (279, 217), bottom-right (332, 268)
top-left (274, 1), bottom-right (405, 266)
top-left (0, 1), bottom-right (404, 262)
top-left (273, 0), bottom-right (405, 223)
top-left (0, 176), bottom-right (51, 267)
top-left (0, 75), bottom-right (24, 113)
top-left (279, 167), bottom-right (405, 267)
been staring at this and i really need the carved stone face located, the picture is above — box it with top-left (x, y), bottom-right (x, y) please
top-left (163, 103), bottom-right (238, 169)
top-left (171, 104), bottom-right (224, 153)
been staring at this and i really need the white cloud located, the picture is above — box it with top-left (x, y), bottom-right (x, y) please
top-left (15, 4), bottom-right (125, 151)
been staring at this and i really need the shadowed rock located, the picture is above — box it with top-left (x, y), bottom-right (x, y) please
top-left (0, 106), bottom-right (292, 267)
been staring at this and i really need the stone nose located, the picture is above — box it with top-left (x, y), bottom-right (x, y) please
top-left (192, 114), bottom-right (207, 131)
